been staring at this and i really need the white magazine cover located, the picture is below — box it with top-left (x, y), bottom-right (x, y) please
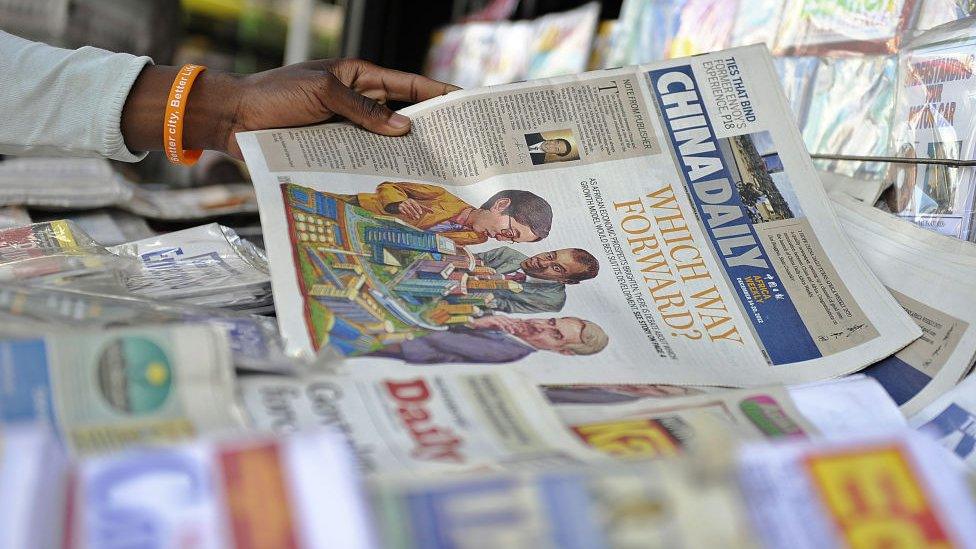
top-left (832, 194), bottom-right (976, 415)
top-left (238, 367), bottom-right (602, 476)
top-left (237, 45), bottom-right (919, 386)
top-left (606, 0), bottom-right (683, 68)
top-left (801, 56), bottom-right (896, 183)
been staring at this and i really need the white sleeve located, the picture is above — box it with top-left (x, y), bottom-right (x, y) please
top-left (0, 31), bottom-right (153, 162)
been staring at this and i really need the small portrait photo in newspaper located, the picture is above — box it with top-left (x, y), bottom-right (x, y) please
top-left (524, 128), bottom-right (581, 165)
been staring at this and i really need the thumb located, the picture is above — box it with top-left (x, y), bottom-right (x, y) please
top-left (327, 80), bottom-right (412, 136)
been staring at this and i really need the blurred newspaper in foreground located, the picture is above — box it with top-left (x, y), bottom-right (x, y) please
top-left (237, 45), bottom-right (919, 387)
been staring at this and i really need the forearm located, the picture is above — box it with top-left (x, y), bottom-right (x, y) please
top-left (2, 29), bottom-right (456, 161)
top-left (0, 31), bottom-right (151, 160)
top-left (121, 65), bottom-right (241, 153)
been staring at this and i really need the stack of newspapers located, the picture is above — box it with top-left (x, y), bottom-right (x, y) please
top-left (9, 44), bottom-right (976, 548)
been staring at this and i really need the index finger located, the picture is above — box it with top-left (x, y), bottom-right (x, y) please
top-left (359, 65), bottom-right (460, 104)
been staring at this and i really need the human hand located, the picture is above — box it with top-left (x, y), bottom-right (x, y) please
top-left (471, 315), bottom-right (521, 334)
top-left (396, 198), bottom-right (434, 221)
top-left (122, 59), bottom-right (458, 159)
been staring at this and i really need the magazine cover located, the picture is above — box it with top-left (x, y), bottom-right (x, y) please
top-left (665, 0), bottom-right (738, 58)
top-left (887, 18), bottom-right (976, 240)
top-left (773, 56), bottom-right (819, 128)
top-left (606, 0), bottom-right (685, 68)
top-left (728, 0), bottom-right (785, 49)
top-left (238, 45), bottom-right (918, 386)
top-left (773, 0), bottom-right (918, 55)
top-left (801, 56), bottom-right (896, 181)
top-left (525, 2), bottom-right (600, 79)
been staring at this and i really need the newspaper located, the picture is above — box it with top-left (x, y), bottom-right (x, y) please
top-left (58, 209), bottom-right (156, 246)
top-left (0, 324), bottom-right (246, 455)
top-left (110, 223), bottom-right (273, 311)
top-left (0, 157), bottom-right (128, 210)
top-left (912, 372), bottom-right (976, 468)
top-left (370, 455), bottom-right (755, 548)
top-left (556, 385), bottom-right (819, 461)
top-left (738, 430), bottom-right (976, 548)
top-left (786, 376), bottom-right (908, 434)
top-left (0, 157), bottom-right (258, 220)
top-left (0, 283), bottom-right (301, 371)
top-left (542, 375), bottom-right (907, 433)
top-left (68, 431), bottom-right (375, 549)
top-left (0, 425), bottom-right (70, 549)
top-left (834, 187), bottom-right (976, 266)
top-left (832, 194), bottom-right (976, 415)
top-left (819, 170), bottom-right (888, 206)
top-left (239, 368), bottom-right (602, 476)
top-left (372, 429), bottom-right (976, 548)
top-left (239, 45), bottom-right (919, 386)
top-left (551, 377), bottom-right (906, 460)
top-left (0, 219), bottom-right (136, 288)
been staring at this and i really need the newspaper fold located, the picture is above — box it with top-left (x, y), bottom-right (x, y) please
top-left (832, 194), bottom-right (976, 414)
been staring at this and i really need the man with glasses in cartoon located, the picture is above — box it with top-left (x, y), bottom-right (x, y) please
top-left (340, 182), bottom-right (552, 246)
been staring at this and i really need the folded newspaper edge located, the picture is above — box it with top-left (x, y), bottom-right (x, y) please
top-left (832, 192), bottom-right (976, 415)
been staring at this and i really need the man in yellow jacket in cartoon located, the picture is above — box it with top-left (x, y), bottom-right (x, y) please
top-left (345, 181), bottom-right (553, 246)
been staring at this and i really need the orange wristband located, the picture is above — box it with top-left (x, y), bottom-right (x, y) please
top-left (163, 64), bottom-right (207, 165)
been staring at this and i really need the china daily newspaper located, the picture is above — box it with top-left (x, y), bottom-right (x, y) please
top-left (238, 45), bottom-right (919, 386)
